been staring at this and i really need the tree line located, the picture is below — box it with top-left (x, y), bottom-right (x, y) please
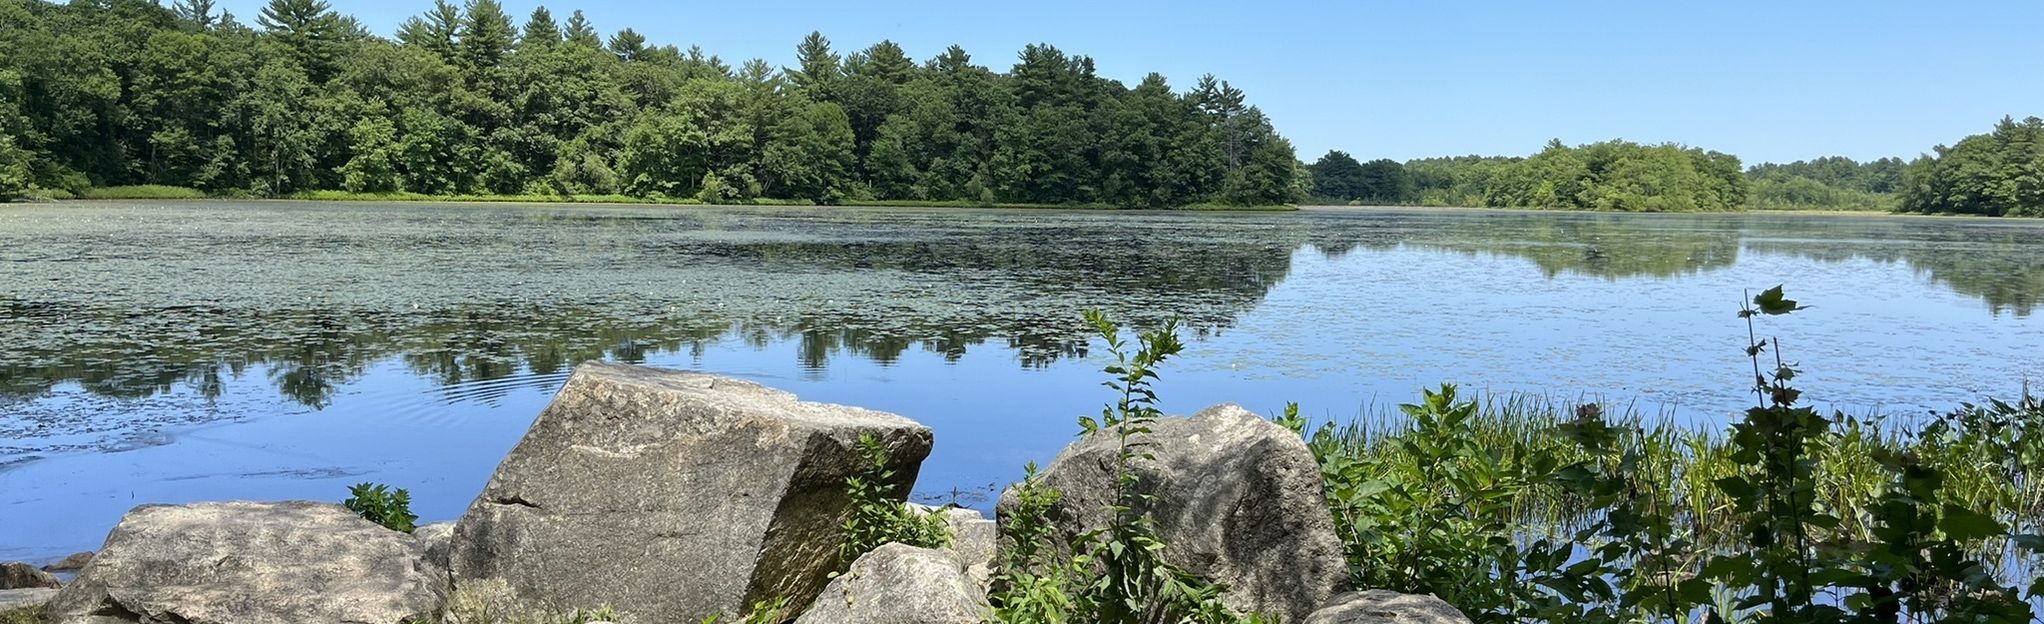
top-left (0, 0), bottom-right (1307, 207)
top-left (1308, 117), bottom-right (2043, 215)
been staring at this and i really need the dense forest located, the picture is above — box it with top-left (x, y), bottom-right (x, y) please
top-left (1898, 116), bottom-right (2044, 217)
top-left (0, 0), bottom-right (1307, 206)
top-left (1308, 118), bottom-right (2043, 215)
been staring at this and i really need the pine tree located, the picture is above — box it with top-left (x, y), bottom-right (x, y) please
top-left (519, 6), bottom-right (559, 49)
top-left (395, 0), bottom-right (461, 63)
top-left (172, 0), bottom-right (217, 29)
top-left (561, 10), bottom-right (599, 48)
top-left (786, 31), bottom-right (839, 96)
top-left (459, 0), bottom-right (516, 71)
top-left (607, 28), bottom-right (646, 62)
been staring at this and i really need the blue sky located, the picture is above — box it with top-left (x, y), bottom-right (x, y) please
top-left (220, 0), bottom-right (2044, 165)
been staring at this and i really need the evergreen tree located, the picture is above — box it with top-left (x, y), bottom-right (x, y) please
top-left (519, 6), bottom-right (559, 49)
top-left (561, 10), bottom-right (599, 48)
top-left (607, 28), bottom-right (646, 62)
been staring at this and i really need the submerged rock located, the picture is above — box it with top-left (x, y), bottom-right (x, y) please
top-left (44, 501), bottom-right (442, 624)
top-left (996, 403), bottom-right (1348, 621)
top-left (449, 362), bottom-right (933, 624)
top-left (42, 552), bottom-right (94, 573)
top-left (1305, 590), bottom-right (1474, 624)
top-left (793, 543), bottom-right (987, 624)
top-left (0, 562), bottom-right (60, 589)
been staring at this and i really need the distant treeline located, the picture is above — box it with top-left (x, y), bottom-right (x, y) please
top-left (0, 0), bottom-right (1306, 207)
top-left (1310, 117), bottom-right (2044, 216)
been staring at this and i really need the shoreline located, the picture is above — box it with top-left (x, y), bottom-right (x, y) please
top-left (24, 193), bottom-right (2029, 220)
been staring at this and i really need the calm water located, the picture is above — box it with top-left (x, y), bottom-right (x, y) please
top-left (3, 200), bottom-right (2042, 561)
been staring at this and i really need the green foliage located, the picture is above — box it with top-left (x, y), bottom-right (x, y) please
top-left (699, 597), bottom-right (790, 624)
top-left (989, 312), bottom-right (1263, 624)
top-left (1901, 116), bottom-right (2044, 217)
top-left (81, 185), bottom-right (206, 199)
top-left (1309, 150), bottom-right (1408, 205)
top-left (1484, 139), bottom-right (1747, 212)
top-left (1297, 287), bottom-right (2044, 623)
top-left (0, 606), bottom-right (42, 624)
top-left (344, 481), bottom-right (417, 533)
top-left (838, 433), bottom-right (950, 571)
top-left (0, 3), bottom-right (1298, 208)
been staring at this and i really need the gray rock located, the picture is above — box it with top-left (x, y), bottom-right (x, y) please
top-left (0, 587), bottom-right (59, 611)
top-left (794, 543), bottom-right (987, 624)
top-left (1305, 590), bottom-right (1474, 624)
top-left (995, 403), bottom-right (1348, 621)
top-left (413, 522), bottom-right (455, 576)
top-left (0, 562), bottom-right (60, 589)
top-left (450, 362), bottom-right (933, 624)
top-left (44, 501), bottom-right (443, 624)
top-left (923, 506), bottom-right (996, 590)
top-left (43, 552), bottom-right (94, 572)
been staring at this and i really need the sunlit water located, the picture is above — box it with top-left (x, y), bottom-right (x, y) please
top-left (3, 201), bottom-right (2041, 561)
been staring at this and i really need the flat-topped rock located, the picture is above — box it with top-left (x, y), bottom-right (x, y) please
top-left (0, 587), bottom-right (59, 611)
top-left (794, 543), bottom-right (987, 624)
top-left (44, 501), bottom-right (441, 624)
top-left (1306, 590), bottom-right (1474, 624)
top-left (450, 362), bottom-right (934, 624)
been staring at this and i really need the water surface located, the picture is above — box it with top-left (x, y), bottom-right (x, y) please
top-left (3, 201), bottom-right (2041, 561)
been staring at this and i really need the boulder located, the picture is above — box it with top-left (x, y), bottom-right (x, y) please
top-left (918, 505), bottom-right (996, 590)
top-left (43, 552), bottom-right (94, 573)
top-left (44, 501), bottom-right (443, 624)
top-left (995, 404), bottom-right (1348, 621)
top-left (793, 543), bottom-right (987, 624)
top-left (0, 588), bottom-right (59, 611)
top-left (0, 562), bottom-right (60, 589)
top-left (1305, 590), bottom-right (1474, 624)
top-left (450, 362), bottom-right (933, 624)
top-left (413, 522), bottom-right (455, 577)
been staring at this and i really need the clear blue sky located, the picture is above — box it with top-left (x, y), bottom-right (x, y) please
top-left (220, 0), bottom-right (2044, 165)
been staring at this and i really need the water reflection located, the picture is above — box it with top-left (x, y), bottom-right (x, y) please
top-left (2, 203), bottom-right (2041, 416)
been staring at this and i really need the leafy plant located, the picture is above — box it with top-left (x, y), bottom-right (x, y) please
top-left (838, 433), bottom-right (950, 571)
top-left (1295, 287), bottom-right (2044, 623)
top-left (700, 598), bottom-right (790, 624)
top-left (988, 311), bottom-right (1262, 623)
top-left (344, 482), bottom-right (417, 533)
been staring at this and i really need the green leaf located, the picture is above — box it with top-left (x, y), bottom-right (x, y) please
top-left (1752, 285), bottom-right (1801, 315)
top-left (1938, 506), bottom-right (2005, 541)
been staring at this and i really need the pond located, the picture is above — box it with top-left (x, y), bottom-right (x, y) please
top-left (3, 200), bottom-right (2042, 561)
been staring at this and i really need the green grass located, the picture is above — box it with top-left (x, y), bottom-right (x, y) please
top-left (0, 606), bottom-right (44, 624)
top-left (81, 185), bottom-right (205, 199)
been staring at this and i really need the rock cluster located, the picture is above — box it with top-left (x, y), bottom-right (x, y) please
top-left (24, 362), bottom-right (1470, 624)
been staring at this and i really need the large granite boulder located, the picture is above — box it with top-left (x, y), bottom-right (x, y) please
top-left (793, 543), bottom-right (987, 624)
top-left (1305, 591), bottom-right (1474, 624)
top-left (996, 404), bottom-right (1348, 621)
top-left (449, 362), bottom-right (934, 624)
top-left (0, 562), bottom-right (59, 589)
top-left (44, 501), bottom-right (442, 624)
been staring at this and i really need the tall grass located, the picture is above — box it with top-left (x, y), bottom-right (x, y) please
top-left (1302, 391), bottom-right (2044, 561)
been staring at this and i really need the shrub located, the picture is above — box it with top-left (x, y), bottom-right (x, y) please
top-left (837, 433), bottom-right (950, 570)
top-left (1296, 287), bottom-right (2044, 623)
top-left (988, 311), bottom-right (1266, 624)
top-left (343, 482), bottom-right (418, 533)
top-left (80, 185), bottom-right (206, 199)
